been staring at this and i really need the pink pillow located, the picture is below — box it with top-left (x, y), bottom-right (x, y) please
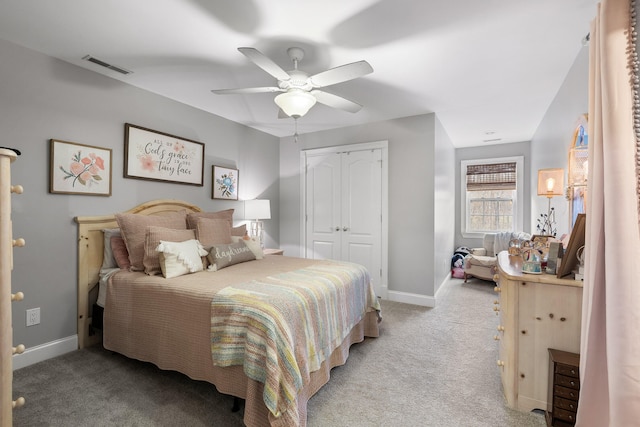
top-left (110, 236), bottom-right (131, 270)
top-left (186, 209), bottom-right (234, 230)
top-left (115, 211), bottom-right (187, 271)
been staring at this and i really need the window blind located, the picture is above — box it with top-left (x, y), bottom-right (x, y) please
top-left (466, 162), bottom-right (517, 191)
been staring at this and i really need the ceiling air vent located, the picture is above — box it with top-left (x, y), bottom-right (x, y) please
top-left (82, 55), bottom-right (132, 75)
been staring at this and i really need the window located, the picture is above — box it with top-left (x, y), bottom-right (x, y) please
top-left (461, 157), bottom-right (524, 238)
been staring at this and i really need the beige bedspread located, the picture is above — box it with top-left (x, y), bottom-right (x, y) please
top-left (103, 255), bottom-right (380, 427)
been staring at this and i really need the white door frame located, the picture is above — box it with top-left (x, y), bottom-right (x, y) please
top-left (300, 140), bottom-right (389, 298)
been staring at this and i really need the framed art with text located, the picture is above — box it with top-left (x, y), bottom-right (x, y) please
top-left (124, 123), bottom-right (204, 186)
top-left (212, 165), bottom-right (239, 200)
top-left (49, 139), bottom-right (112, 196)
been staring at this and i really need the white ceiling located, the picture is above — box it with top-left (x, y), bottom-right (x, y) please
top-left (0, 0), bottom-right (597, 147)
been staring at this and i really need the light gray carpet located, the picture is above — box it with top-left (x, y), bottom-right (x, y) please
top-left (12, 277), bottom-right (547, 426)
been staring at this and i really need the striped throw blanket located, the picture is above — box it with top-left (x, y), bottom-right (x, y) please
top-left (210, 260), bottom-right (380, 420)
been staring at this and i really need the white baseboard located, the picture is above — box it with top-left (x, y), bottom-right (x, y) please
top-left (386, 290), bottom-right (436, 307)
top-left (12, 335), bottom-right (78, 370)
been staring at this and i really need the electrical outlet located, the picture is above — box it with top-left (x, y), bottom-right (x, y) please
top-left (26, 308), bottom-right (40, 326)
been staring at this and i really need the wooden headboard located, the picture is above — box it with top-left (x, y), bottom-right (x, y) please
top-left (74, 199), bottom-right (202, 349)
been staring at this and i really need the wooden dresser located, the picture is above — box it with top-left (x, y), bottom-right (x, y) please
top-left (494, 252), bottom-right (583, 413)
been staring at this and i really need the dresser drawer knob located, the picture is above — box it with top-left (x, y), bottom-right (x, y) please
top-left (11, 184), bottom-right (23, 194)
top-left (494, 286), bottom-right (501, 293)
top-left (11, 292), bottom-right (24, 302)
top-left (12, 344), bottom-right (25, 355)
top-left (13, 238), bottom-right (25, 247)
top-left (497, 360), bottom-right (505, 367)
top-left (497, 325), bottom-right (505, 332)
top-left (493, 335), bottom-right (500, 341)
top-left (12, 397), bottom-right (25, 409)
top-left (493, 274), bottom-right (500, 282)
top-left (493, 306), bottom-right (500, 312)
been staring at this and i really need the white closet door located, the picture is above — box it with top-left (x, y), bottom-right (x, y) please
top-left (305, 148), bottom-right (382, 292)
top-left (305, 152), bottom-right (341, 260)
top-left (341, 149), bottom-right (382, 291)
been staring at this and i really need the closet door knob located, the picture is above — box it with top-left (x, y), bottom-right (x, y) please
top-left (343, 226), bottom-right (349, 231)
top-left (335, 227), bottom-right (340, 231)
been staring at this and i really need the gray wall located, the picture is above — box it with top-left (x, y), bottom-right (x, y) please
top-left (279, 113), bottom-right (455, 301)
top-left (530, 46), bottom-right (590, 238)
top-left (1, 39), bottom-right (279, 349)
top-left (433, 116), bottom-right (456, 296)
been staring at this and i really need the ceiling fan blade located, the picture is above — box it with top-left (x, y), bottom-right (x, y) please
top-left (309, 60), bottom-right (373, 88)
top-left (238, 47), bottom-right (291, 81)
top-left (211, 87), bottom-right (282, 95)
top-left (311, 90), bottom-right (363, 113)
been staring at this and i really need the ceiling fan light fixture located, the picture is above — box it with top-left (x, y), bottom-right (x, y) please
top-left (275, 90), bottom-right (316, 118)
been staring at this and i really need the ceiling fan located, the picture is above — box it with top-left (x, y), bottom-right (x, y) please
top-left (212, 47), bottom-right (373, 119)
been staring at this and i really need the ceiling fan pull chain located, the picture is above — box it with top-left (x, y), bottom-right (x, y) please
top-left (294, 118), bottom-right (299, 143)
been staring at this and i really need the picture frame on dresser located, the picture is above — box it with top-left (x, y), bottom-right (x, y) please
top-left (557, 214), bottom-right (586, 279)
top-left (49, 139), bottom-right (112, 196)
top-left (124, 123), bottom-right (205, 186)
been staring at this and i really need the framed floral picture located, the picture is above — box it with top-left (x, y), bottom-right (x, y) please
top-left (124, 123), bottom-right (204, 186)
top-left (212, 165), bottom-right (238, 200)
top-left (49, 139), bottom-right (112, 196)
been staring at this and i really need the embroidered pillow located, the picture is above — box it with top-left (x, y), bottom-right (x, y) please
top-left (115, 211), bottom-right (187, 271)
top-left (157, 239), bottom-right (208, 279)
top-left (231, 235), bottom-right (263, 260)
top-left (110, 236), bottom-right (131, 270)
top-left (143, 226), bottom-right (196, 275)
top-left (207, 241), bottom-right (256, 271)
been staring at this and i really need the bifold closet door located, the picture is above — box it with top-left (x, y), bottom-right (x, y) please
top-left (305, 149), bottom-right (382, 291)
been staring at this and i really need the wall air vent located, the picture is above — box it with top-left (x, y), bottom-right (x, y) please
top-left (82, 55), bottom-right (132, 75)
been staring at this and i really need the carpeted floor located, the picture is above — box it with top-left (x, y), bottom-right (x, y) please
top-left (12, 277), bottom-right (547, 426)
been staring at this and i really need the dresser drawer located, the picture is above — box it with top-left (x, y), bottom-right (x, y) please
top-left (554, 385), bottom-right (579, 400)
top-left (555, 373), bottom-right (580, 390)
top-left (554, 396), bottom-right (578, 412)
top-left (555, 363), bottom-right (579, 378)
top-left (554, 407), bottom-right (577, 424)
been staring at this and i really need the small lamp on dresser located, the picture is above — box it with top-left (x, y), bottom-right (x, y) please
top-left (244, 199), bottom-right (271, 249)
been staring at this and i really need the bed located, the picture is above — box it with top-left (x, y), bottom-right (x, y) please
top-left (75, 199), bottom-right (381, 427)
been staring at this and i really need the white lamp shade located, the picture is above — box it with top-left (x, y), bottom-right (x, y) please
top-left (537, 168), bottom-right (564, 197)
top-left (244, 199), bottom-right (271, 220)
top-left (274, 90), bottom-right (316, 118)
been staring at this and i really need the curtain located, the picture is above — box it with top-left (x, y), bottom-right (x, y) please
top-left (576, 0), bottom-right (640, 425)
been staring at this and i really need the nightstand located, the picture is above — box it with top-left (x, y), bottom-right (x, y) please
top-left (263, 248), bottom-right (284, 255)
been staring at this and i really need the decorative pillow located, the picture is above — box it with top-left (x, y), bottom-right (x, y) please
top-left (231, 235), bottom-right (263, 260)
top-left (115, 211), bottom-right (187, 271)
top-left (143, 226), bottom-right (196, 275)
top-left (186, 209), bottom-right (234, 230)
top-left (195, 217), bottom-right (232, 247)
top-left (207, 241), bottom-right (256, 271)
top-left (157, 239), bottom-right (208, 279)
top-left (101, 228), bottom-right (121, 269)
top-left (110, 236), bottom-right (131, 270)
top-left (231, 224), bottom-right (247, 237)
